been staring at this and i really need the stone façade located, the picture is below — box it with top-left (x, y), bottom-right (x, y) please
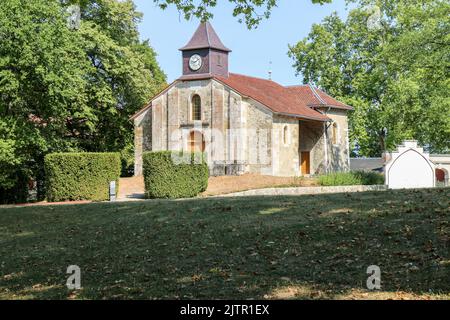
top-left (132, 21), bottom-right (352, 177)
top-left (133, 78), bottom-right (351, 177)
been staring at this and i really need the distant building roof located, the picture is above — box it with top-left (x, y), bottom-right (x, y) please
top-left (179, 21), bottom-right (231, 52)
top-left (350, 158), bottom-right (385, 172)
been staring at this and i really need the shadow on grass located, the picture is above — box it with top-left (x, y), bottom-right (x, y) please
top-left (0, 188), bottom-right (449, 299)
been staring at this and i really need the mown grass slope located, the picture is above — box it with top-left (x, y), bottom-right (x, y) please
top-left (0, 188), bottom-right (448, 299)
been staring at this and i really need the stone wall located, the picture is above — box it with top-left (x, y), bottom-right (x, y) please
top-left (245, 100), bottom-right (273, 175)
top-left (151, 93), bottom-right (164, 151)
top-left (211, 81), bottom-right (226, 167)
top-left (326, 109), bottom-right (350, 172)
top-left (273, 115), bottom-right (299, 176)
top-left (219, 184), bottom-right (387, 197)
top-left (133, 108), bottom-right (152, 176)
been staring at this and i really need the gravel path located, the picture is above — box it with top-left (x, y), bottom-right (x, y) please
top-left (118, 176), bottom-right (145, 201)
top-left (117, 174), bottom-right (319, 200)
top-left (202, 174), bottom-right (318, 196)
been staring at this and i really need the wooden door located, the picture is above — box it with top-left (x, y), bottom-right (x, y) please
top-left (301, 151), bottom-right (310, 175)
top-left (189, 131), bottom-right (205, 152)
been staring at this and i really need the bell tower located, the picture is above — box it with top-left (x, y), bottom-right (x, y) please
top-left (180, 21), bottom-right (231, 79)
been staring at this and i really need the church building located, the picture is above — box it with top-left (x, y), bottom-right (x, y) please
top-left (131, 22), bottom-right (352, 177)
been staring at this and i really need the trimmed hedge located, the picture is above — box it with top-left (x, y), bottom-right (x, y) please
top-left (45, 152), bottom-right (120, 202)
top-left (319, 170), bottom-right (385, 186)
top-left (143, 151), bottom-right (209, 199)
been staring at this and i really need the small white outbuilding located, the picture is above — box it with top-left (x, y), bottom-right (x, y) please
top-left (385, 140), bottom-right (435, 189)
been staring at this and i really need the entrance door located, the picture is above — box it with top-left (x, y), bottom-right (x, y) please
top-left (301, 151), bottom-right (310, 175)
top-left (188, 131), bottom-right (205, 152)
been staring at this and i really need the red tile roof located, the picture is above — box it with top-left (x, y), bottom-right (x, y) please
top-left (131, 73), bottom-right (352, 121)
top-left (286, 85), bottom-right (352, 110)
top-left (179, 22), bottom-right (231, 52)
top-left (216, 73), bottom-right (352, 121)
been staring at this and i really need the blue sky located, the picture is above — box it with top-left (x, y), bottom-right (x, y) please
top-left (134, 0), bottom-right (351, 86)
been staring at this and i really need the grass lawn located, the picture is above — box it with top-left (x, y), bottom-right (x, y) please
top-left (0, 188), bottom-right (449, 300)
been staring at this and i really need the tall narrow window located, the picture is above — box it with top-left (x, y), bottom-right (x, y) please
top-left (192, 95), bottom-right (201, 121)
top-left (283, 125), bottom-right (288, 145)
top-left (332, 122), bottom-right (338, 145)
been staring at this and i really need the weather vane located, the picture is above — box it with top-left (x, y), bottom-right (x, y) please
top-left (268, 61), bottom-right (273, 80)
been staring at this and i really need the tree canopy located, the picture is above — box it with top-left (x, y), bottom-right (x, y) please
top-left (289, 0), bottom-right (450, 156)
top-left (0, 0), bottom-right (166, 201)
top-left (153, 0), bottom-right (332, 29)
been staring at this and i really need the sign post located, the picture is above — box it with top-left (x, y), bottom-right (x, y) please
top-left (109, 181), bottom-right (116, 201)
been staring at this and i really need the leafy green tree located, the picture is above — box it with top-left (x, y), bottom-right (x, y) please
top-left (289, 0), bottom-right (449, 156)
top-left (153, 0), bottom-right (332, 29)
top-left (74, 0), bottom-right (167, 153)
top-left (383, 0), bottom-right (450, 153)
top-left (0, 0), bottom-right (89, 199)
top-left (0, 0), bottom-right (166, 202)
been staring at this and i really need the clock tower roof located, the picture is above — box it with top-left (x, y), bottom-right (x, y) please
top-left (180, 21), bottom-right (231, 52)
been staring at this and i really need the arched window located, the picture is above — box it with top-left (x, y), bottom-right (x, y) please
top-left (192, 95), bottom-right (201, 121)
top-left (283, 125), bottom-right (288, 145)
top-left (332, 122), bottom-right (338, 145)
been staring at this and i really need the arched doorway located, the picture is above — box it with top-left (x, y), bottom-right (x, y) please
top-left (436, 168), bottom-right (445, 182)
top-left (188, 131), bottom-right (205, 152)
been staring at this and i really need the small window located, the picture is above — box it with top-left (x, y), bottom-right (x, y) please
top-left (332, 122), bottom-right (338, 145)
top-left (283, 125), bottom-right (288, 145)
top-left (192, 95), bottom-right (201, 121)
top-left (217, 55), bottom-right (222, 66)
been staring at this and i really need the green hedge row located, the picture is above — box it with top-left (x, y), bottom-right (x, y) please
top-left (319, 170), bottom-right (385, 186)
top-left (45, 152), bottom-right (120, 202)
top-left (143, 151), bottom-right (209, 199)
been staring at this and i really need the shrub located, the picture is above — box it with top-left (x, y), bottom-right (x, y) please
top-left (355, 170), bottom-right (385, 185)
top-left (319, 171), bottom-right (384, 186)
top-left (143, 151), bottom-right (209, 199)
top-left (45, 153), bottom-right (120, 202)
top-left (0, 171), bottom-right (29, 204)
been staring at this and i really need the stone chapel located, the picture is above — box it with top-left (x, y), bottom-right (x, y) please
top-left (132, 22), bottom-right (352, 177)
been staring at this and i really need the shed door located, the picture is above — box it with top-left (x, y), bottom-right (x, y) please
top-left (301, 151), bottom-right (310, 175)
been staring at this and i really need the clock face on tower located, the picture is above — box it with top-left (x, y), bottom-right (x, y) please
top-left (189, 54), bottom-right (202, 71)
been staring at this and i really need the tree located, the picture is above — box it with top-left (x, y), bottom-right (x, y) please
top-left (0, 0), bottom-right (90, 200)
top-left (0, 0), bottom-right (166, 202)
top-left (74, 0), bottom-right (166, 154)
top-left (383, 0), bottom-right (450, 154)
top-left (153, 0), bottom-right (332, 29)
top-left (288, 0), bottom-right (450, 156)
